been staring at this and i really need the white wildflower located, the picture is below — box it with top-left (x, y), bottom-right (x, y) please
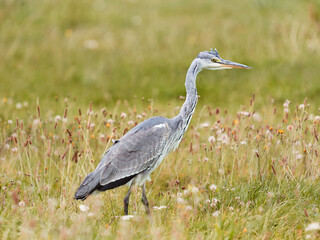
top-left (229, 207), bottom-right (234, 211)
top-left (192, 187), bottom-right (199, 194)
top-left (200, 122), bottom-right (210, 128)
top-left (87, 109), bottom-right (93, 115)
top-left (239, 111), bottom-right (250, 117)
top-left (208, 136), bottom-right (216, 144)
top-left (212, 211), bottom-right (220, 217)
top-left (305, 222), bottom-right (320, 231)
top-left (211, 123), bottom-right (220, 130)
top-left (7, 120), bottom-right (12, 125)
top-left (121, 215), bottom-right (134, 221)
top-left (210, 203), bottom-right (216, 208)
top-left (212, 198), bottom-right (219, 204)
top-left (286, 125), bottom-right (293, 131)
top-left (83, 39), bottom-right (99, 50)
top-left (54, 115), bottom-right (62, 122)
top-left (205, 199), bottom-right (211, 204)
top-left (252, 113), bottom-right (261, 122)
top-left (79, 204), bottom-right (89, 212)
top-left (120, 112), bottom-right (127, 119)
top-left (18, 201), bottom-right (25, 207)
top-left (186, 205), bottom-right (192, 211)
top-left (218, 133), bottom-right (230, 145)
top-left (33, 119), bottom-right (41, 126)
top-left (127, 120), bottom-right (135, 126)
top-left (177, 197), bottom-right (185, 204)
top-left (107, 119), bottom-right (114, 124)
top-left (299, 104), bottom-right (305, 110)
top-left (315, 116), bottom-right (320, 122)
top-left (240, 140), bottom-right (247, 145)
top-left (12, 147), bottom-right (18, 153)
top-left (137, 114), bottom-right (142, 119)
top-left (283, 99), bottom-right (290, 108)
top-left (153, 206), bottom-right (167, 210)
top-left (216, 129), bottom-right (222, 135)
top-left (209, 184), bottom-right (217, 191)
top-left (16, 103), bottom-right (22, 109)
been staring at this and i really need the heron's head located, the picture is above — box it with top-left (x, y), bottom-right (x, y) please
top-left (196, 49), bottom-right (251, 71)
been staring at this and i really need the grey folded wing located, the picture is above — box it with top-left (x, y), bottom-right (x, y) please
top-left (98, 119), bottom-right (171, 186)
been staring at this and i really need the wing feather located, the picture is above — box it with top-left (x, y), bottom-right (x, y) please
top-left (98, 118), bottom-right (170, 186)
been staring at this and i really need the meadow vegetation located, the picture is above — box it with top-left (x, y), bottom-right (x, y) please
top-left (1, 0), bottom-right (320, 239)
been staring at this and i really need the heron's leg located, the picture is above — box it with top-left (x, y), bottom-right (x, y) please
top-left (123, 184), bottom-right (133, 215)
top-left (141, 182), bottom-right (150, 215)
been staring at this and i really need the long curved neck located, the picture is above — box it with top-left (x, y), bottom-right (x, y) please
top-left (178, 59), bottom-right (200, 130)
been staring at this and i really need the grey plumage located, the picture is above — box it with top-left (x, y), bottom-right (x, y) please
top-left (74, 49), bottom-right (250, 215)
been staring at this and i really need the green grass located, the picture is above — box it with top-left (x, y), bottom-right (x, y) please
top-left (1, 98), bottom-right (320, 239)
top-left (1, 0), bottom-right (320, 108)
top-left (1, 0), bottom-right (320, 239)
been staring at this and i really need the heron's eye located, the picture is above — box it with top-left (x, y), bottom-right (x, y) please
top-left (211, 58), bottom-right (221, 63)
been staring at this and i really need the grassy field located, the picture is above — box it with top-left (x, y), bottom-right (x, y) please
top-left (1, 0), bottom-right (320, 239)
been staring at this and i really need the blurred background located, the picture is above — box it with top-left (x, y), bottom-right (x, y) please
top-left (1, 0), bottom-right (320, 112)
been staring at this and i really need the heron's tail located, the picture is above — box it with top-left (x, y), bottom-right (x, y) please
top-left (74, 171), bottom-right (100, 200)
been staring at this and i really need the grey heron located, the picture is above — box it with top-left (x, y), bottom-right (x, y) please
top-left (74, 49), bottom-right (250, 215)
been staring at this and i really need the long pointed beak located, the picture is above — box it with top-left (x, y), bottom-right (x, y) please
top-left (220, 59), bottom-right (251, 69)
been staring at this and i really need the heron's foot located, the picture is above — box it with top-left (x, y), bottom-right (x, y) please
top-left (141, 182), bottom-right (150, 215)
top-left (123, 185), bottom-right (132, 215)
top-left (141, 197), bottom-right (150, 215)
top-left (124, 201), bottom-right (129, 215)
